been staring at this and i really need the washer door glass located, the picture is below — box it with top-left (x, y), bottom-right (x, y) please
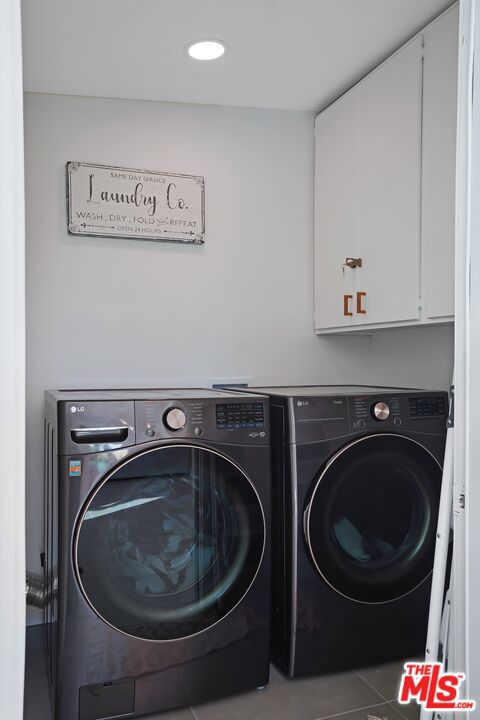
top-left (305, 434), bottom-right (442, 603)
top-left (75, 445), bottom-right (265, 640)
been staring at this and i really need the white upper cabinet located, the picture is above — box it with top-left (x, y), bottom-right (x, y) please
top-left (354, 37), bottom-right (423, 327)
top-left (314, 86), bottom-right (359, 329)
top-left (314, 5), bottom-right (458, 333)
top-left (422, 5), bottom-right (458, 320)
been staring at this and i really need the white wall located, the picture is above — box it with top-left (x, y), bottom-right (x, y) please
top-left (364, 324), bottom-right (454, 388)
top-left (24, 92), bottom-right (453, 624)
top-left (1, 0), bottom-right (26, 715)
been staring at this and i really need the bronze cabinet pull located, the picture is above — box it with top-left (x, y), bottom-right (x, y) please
top-left (356, 291), bottom-right (366, 315)
top-left (343, 295), bottom-right (353, 317)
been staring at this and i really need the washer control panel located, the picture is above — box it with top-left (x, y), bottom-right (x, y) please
top-left (216, 402), bottom-right (265, 430)
top-left (134, 397), bottom-right (269, 444)
top-left (164, 407), bottom-right (187, 431)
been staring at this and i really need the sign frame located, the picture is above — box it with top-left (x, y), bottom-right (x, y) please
top-left (66, 161), bottom-right (205, 244)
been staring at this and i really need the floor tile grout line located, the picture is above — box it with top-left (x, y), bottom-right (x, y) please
top-left (314, 698), bottom-right (396, 720)
top-left (352, 668), bottom-right (390, 703)
top-left (189, 706), bottom-right (199, 720)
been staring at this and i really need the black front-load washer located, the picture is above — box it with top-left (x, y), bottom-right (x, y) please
top-left (44, 389), bottom-right (271, 719)
top-left (230, 385), bottom-right (447, 677)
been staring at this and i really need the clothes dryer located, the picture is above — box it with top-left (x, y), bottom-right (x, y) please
top-left (231, 386), bottom-right (447, 677)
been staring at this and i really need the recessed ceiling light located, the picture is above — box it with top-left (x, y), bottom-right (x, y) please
top-left (187, 39), bottom-right (227, 61)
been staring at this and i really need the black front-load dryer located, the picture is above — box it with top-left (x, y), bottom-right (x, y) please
top-left (231, 385), bottom-right (447, 678)
top-left (44, 389), bottom-right (271, 719)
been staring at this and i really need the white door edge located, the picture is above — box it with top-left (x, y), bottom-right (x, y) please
top-left (0, 1), bottom-right (26, 718)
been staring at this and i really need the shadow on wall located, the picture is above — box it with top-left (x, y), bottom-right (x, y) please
top-left (319, 323), bottom-right (454, 391)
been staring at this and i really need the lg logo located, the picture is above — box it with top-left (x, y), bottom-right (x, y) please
top-left (297, 400), bottom-right (310, 407)
top-left (70, 406), bottom-right (85, 413)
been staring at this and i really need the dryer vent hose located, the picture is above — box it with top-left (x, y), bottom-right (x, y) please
top-left (26, 570), bottom-right (57, 609)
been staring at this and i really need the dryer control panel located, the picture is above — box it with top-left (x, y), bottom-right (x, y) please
top-left (408, 395), bottom-right (448, 419)
top-left (292, 391), bottom-right (448, 443)
top-left (349, 392), bottom-right (447, 434)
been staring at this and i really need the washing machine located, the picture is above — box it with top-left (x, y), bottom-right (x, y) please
top-left (229, 385), bottom-right (448, 677)
top-left (43, 389), bottom-right (271, 719)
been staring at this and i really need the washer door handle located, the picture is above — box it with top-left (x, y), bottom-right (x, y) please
top-left (71, 426), bottom-right (129, 444)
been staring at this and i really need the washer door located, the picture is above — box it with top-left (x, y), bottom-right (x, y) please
top-left (75, 445), bottom-right (265, 640)
top-left (304, 434), bottom-right (442, 604)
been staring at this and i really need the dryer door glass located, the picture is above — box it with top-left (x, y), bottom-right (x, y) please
top-left (305, 434), bottom-right (442, 603)
top-left (75, 445), bottom-right (265, 640)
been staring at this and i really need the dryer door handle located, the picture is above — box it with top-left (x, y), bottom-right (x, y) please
top-left (303, 503), bottom-right (310, 540)
top-left (71, 426), bottom-right (129, 444)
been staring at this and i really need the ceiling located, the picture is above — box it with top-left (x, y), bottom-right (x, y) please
top-left (21, 0), bottom-right (454, 112)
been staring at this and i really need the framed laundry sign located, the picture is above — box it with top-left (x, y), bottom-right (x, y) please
top-left (66, 162), bottom-right (205, 244)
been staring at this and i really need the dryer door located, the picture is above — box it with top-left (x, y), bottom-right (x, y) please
top-left (304, 434), bottom-right (442, 603)
top-left (74, 445), bottom-right (265, 640)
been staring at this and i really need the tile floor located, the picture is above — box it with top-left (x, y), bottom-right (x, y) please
top-left (24, 626), bottom-right (420, 720)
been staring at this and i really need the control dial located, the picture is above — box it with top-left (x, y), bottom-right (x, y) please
top-left (164, 408), bottom-right (187, 431)
top-left (372, 401), bottom-right (390, 421)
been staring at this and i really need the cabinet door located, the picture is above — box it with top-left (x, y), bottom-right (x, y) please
top-left (314, 37), bottom-right (423, 331)
top-left (421, 6), bottom-right (458, 320)
top-left (314, 89), bottom-right (358, 330)
top-left (355, 37), bottom-right (423, 326)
